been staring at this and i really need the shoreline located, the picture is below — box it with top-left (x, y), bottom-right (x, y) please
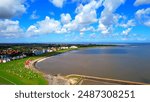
top-left (32, 57), bottom-right (149, 85)
top-left (31, 58), bottom-right (71, 85)
top-left (32, 55), bottom-right (149, 85)
top-left (30, 49), bottom-right (75, 85)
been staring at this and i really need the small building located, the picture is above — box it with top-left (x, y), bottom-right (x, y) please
top-left (20, 55), bottom-right (23, 58)
top-left (16, 56), bottom-right (20, 59)
top-left (42, 49), bottom-right (47, 53)
top-left (70, 46), bottom-right (78, 49)
top-left (12, 57), bottom-right (17, 60)
top-left (60, 47), bottom-right (69, 50)
top-left (47, 49), bottom-right (53, 52)
top-left (51, 47), bottom-right (57, 51)
top-left (0, 59), bottom-right (2, 63)
top-left (6, 58), bottom-right (11, 62)
top-left (32, 50), bottom-right (43, 55)
top-left (23, 54), bottom-right (27, 57)
top-left (2, 59), bottom-right (7, 63)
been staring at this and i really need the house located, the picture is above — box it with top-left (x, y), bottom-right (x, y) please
top-left (6, 58), bottom-right (11, 62)
top-left (42, 49), bottom-right (47, 53)
top-left (12, 57), bottom-right (16, 60)
top-left (60, 47), bottom-right (69, 50)
top-left (16, 56), bottom-right (20, 59)
top-left (22, 54), bottom-right (27, 58)
top-left (0, 59), bottom-right (2, 63)
top-left (47, 49), bottom-right (53, 52)
top-left (2, 59), bottom-right (7, 63)
top-left (51, 47), bottom-right (57, 51)
top-left (32, 50), bottom-right (43, 55)
top-left (20, 55), bottom-right (23, 58)
top-left (70, 46), bottom-right (78, 49)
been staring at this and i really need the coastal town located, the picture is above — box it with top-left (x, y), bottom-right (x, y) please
top-left (0, 43), bottom-right (104, 85)
top-left (0, 45), bottom-right (78, 63)
top-left (0, 43), bottom-right (149, 85)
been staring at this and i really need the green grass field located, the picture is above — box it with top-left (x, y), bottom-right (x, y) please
top-left (0, 57), bottom-right (48, 85)
top-left (0, 75), bottom-right (14, 84)
top-left (0, 49), bottom-right (72, 85)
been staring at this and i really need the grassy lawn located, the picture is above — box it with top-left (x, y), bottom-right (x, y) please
top-left (0, 49), bottom-right (72, 85)
top-left (0, 57), bottom-right (48, 85)
top-left (0, 75), bottom-right (14, 85)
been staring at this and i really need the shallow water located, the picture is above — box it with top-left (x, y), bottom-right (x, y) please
top-left (36, 44), bottom-right (150, 83)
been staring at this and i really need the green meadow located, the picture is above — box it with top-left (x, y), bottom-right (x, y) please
top-left (0, 49), bottom-right (72, 85)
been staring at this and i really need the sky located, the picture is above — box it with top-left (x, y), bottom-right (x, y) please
top-left (0, 0), bottom-right (150, 43)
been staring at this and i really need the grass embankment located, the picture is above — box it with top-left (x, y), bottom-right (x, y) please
top-left (0, 49), bottom-right (72, 85)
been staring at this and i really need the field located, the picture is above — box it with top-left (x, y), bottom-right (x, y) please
top-left (0, 49), bottom-right (72, 85)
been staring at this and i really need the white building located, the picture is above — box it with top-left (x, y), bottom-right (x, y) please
top-left (70, 46), bottom-right (78, 49)
top-left (2, 59), bottom-right (7, 63)
top-left (47, 49), bottom-right (53, 52)
top-left (60, 47), bottom-right (69, 50)
top-left (32, 50), bottom-right (43, 55)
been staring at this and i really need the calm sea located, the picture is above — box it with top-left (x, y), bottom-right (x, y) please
top-left (36, 43), bottom-right (150, 83)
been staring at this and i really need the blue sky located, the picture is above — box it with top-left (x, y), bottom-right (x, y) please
top-left (0, 0), bottom-right (150, 43)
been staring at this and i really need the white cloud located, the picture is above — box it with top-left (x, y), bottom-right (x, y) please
top-left (80, 26), bottom-right (95, 32)
top-left (98, 23), bottom-right (110, 34)
top-left (49, 0), bottom-right (65, 8)
top-left (144, 20), bottom-right (150, 26)
top-left (136, 8), bottom-right (150, 19)
top-left (28, 0), bottom-right (104, 36)
top-left (122, 28), bottom-right (132, 35)
top-left (135, 8), bottom-right (150, 27)
top-left (60, 0), bottom-right (102, 33)
top-left (0, 0), bottom-right (26, 18)
top-left (61, 13), bottom-right (72, 24)
top-left (0, 19), bottom-right (23, 38)
top-left (27, 25), bottom-right (39, 33)
top-left (98, 0), bottom-right (125, 34)
top-left (75, 0), bottom-right (102, 24)
top-left (62, 20), bottom-right (78, 32)
top-left (30, 10), bottom-right (39, 19)
top-left (119, 19), bottom-right (135, 28)
top-left (80, 26), bottom-right (95, 35)
top-left (113, 14), bottom-right (135, 28)
top-left (27, 16), bottom-right (61, 36)
top-left (134, 0), bottom-right (150, 6)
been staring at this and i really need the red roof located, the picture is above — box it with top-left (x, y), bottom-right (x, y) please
top-left (25, 60), bottom-right (32, 65)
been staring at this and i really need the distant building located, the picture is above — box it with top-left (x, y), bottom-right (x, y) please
top-left (70, 46), bottom-right (78, 49)
top-left (0, 59), bottom-right (2, 63)
top-left (2, 59), bottom-right (7, 63)
top-left (32, 50), bottom-right (43, 55)
top-left (42, 49), bottom-right (47, 53)
top-left (22, 54), bottom-right (27, 58)
top-left (60, 47), bottom-right (69, 50)
top-left (51, 47), bottom-right (57, 51)
top-left (6, 58), bottom-right (10, 62)
top-left (47, 49), bottom-right (53, 52)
